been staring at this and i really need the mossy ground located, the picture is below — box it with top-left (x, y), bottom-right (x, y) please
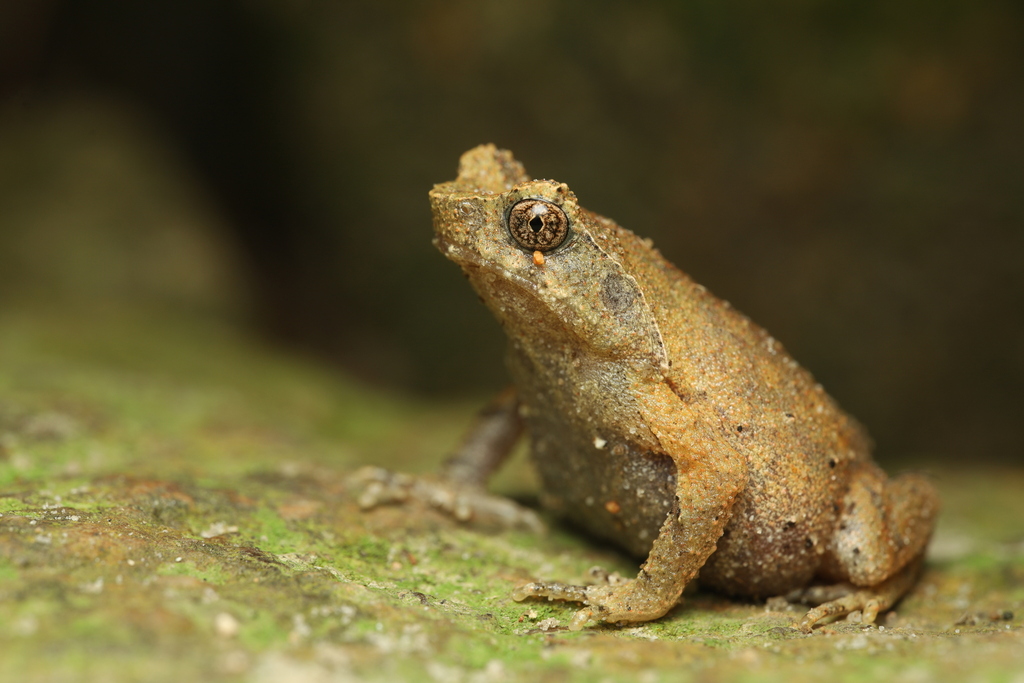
top-left (1, 306), bottom-right (1021, 682)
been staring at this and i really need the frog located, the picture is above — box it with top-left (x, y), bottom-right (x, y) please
top-left (392, 144), bottom-right (939, 632)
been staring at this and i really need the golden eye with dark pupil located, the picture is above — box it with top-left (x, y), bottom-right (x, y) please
top-left (508, 199), bottom-right (569, 251)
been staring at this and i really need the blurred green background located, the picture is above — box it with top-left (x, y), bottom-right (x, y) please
top-left (1, 0), bottom-right (1021, 466)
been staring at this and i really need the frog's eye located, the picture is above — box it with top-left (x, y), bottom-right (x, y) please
top-left (507, 199), bottom-right (569, 252)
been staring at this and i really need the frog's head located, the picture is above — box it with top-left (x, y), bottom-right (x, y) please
top-left (430, 145), bottom-right (667, 374)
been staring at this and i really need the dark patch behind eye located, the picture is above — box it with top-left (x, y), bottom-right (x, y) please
top-left (600, 273), bottom-right (636, 315)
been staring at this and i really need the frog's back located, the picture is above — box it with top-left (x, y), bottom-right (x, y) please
top-left (610, 221), bottom-right (874, 596)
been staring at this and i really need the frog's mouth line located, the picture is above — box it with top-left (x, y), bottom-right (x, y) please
top-left (432, 235), bottom-right (543, 296)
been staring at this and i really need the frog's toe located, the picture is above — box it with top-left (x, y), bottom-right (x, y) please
top-left (511, 581), bottom-right (614, 630)
top-left (512, 580), bottom-right (590, 604)
top-left (439, 486), bottom-right (545, 532)
top-left (349, 466), bottom-right (544, 533)
top-left (569, 607), bottom-right (595, 631)
top-left (349, 466), bottom-right (413, 509)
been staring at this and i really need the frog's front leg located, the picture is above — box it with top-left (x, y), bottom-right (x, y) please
top-left (352, 387), bottom-right (542, 532)
top-left (514, 384), bottom-right (747, 629)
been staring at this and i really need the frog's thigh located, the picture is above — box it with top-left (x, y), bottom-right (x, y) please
top-left (795, 466), bottom-right (938, 631)
top-left (824, 464), bottom-right (939, 587)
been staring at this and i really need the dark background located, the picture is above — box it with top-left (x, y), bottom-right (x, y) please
top-left (1, 0), bottom-right (1021, 465)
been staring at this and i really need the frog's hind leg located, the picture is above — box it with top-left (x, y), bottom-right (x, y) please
top-left (828, 466), bottom-right (939, 586)
top-left (791, 556), bottom-right (923, 632)
top-left (792, 464), bottom-right (939, 632)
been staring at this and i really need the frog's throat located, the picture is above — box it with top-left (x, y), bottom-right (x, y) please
top-left (434, 234), bottom-right (671, 374)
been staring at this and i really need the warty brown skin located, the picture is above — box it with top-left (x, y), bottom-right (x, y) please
top-left (429, 144), bottom-right (939, 631)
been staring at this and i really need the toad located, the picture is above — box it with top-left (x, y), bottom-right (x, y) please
top-left (375, 145), bottom-right (939, 632)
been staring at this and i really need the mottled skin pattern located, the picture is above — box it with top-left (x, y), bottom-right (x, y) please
top-left (429, 145), bottom-right (939, 631)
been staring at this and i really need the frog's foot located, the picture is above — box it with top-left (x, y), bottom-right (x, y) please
top-left (789, 558), bottom-right (923, 632)
top-left (788, 583), bottom-right (882, 632)
top-left (513, 571), bottom-right (670, 631)
top-left (349, 466), bottom-right (544, 533)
